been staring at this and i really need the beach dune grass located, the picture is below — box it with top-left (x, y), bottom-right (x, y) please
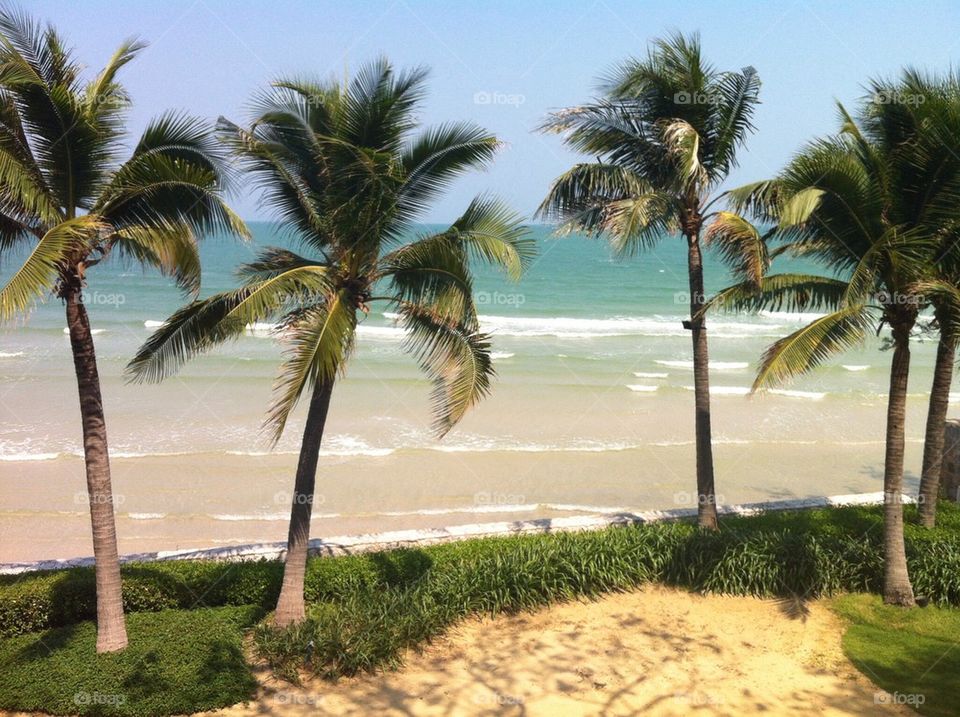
top-left (833, 593), bottom-right (960, 717)
top-left (0, 606), bottom-right (261, 716)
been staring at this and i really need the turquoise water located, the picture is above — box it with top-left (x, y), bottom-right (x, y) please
top-left (0, 222), bottom-right (942, 457)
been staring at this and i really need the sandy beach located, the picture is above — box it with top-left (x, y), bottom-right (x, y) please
top-left (209, 586), bottom-right (909, 717)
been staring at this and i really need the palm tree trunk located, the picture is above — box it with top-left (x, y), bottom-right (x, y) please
top-left (882, 326), bottom-right (916, 606)
top-left (64, 287), bottom-right (128, 652)
top-left (685, 234), bottom-right (718, 530)
top-left (274, 378), bottom-right (335, 627)
top-left (918, 332), bottom-right (955, 527)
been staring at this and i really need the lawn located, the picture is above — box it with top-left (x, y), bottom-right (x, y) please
top-left (833, 594), bottom-right (960, 717)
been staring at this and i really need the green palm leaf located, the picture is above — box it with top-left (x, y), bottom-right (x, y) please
top-left (397, 300), bottom-right (493, 436)
top-left (0, 215), bottom-right (103, 320)
top-left (753, 306), bottom-right (873, 390)
top-left (265, 291), bottom-right (356, 444)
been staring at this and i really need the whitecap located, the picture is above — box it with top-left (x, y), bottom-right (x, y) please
top-left (0, 452), bottom-right (60, 461)
top-left (626, 384), bottom-right (659, 393)
top-left (842, 365), bottom-right (870, 372)
top-left (657, 360), bottom-right (748, 370)
top-left (632, 372), bottom-right (668, 378)
top-left (769, 389), bottom-right (827, 400)
top-left (682, 385), bottom-right (751, 396)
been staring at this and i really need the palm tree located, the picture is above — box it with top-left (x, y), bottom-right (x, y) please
top-left (0, 9), bottom-right (247, 651)
top-left (127, 60), bottom-right (534, 626)
top-left (894, 73), bottom-right (960, 528)
top-left (538, 33), bottom-right (761, 529)
top-left (710, 76), bottom-right (960, 605)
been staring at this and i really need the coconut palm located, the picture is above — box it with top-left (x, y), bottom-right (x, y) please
top-left (709, 75), bottom-right (960, 604)
top-left (538, 32), bottom-right (761, 529)
top-left (890, 73), bottom-right (960, 528)
top-left (127, 60), bottom-right (534, 626)
top-left (0, 9), bottom-right (247, 651)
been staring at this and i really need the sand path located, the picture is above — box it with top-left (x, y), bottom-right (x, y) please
top-left (214, 586), bottom-right (913, 716)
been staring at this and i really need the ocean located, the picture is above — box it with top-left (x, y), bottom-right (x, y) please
top-left (0, 224), bottom-right (944, 560)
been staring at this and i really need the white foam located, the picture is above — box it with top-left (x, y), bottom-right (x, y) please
top-left (356, 324), bottom-right (406, 340)
top-left (378, 311), bottom-right (785, 340)
top-left (626, 384), bottom-right (659, 393)
top-left (144, 320), bottom-right (164, 328)
top-left (842, 365), bottom-right (870, 372)
top-left (656, 360), bottom-right (748, 370)
top-left (632, 372), bottom-right (668, 378)
top-left (209, 512), bottom-right (290, 522)
top-left (63, 328), bottom-right (105, 335)
top-left (769, 389), bottom-right (827, 400)
top-left (683, 385), bottom-right (751, 396)
top-left (128, 513), bottom-right (166, 520)
top-left (759, 310), bottom-right (827, 322)
top-left (0, 452), bottom-right (60, 462)
top-left (0, 351), bottom-right (24, 358)
top-left (491, 352), bottom-right (515, 359)
top-left (379, 504), bottom-right (541, 517)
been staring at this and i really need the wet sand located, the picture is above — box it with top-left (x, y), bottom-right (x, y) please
top-left (0, 439), bottom-right (922, 562)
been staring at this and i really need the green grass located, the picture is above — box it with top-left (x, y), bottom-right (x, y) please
top-left (0, 606), bottom-right (262, 716)
top-left (833, 594), bottom-right (960, 717)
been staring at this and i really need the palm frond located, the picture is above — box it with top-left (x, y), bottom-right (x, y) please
top-left (753, 306), bottom-right (873, 390)
top-left (0, 215), bottom-right (103, 320)
top-left (264, 291), bottom-right (356, 444)
top-left (108, 222), bottom-right (202, 295)
top-left (705, 273), bottom-right (848, 316)
top-left (126, 264), bottom-right (333, 383)
top-left (705, 211), bottom-right (768, 286)
top-left (397, 300), bottom-right (494, 436)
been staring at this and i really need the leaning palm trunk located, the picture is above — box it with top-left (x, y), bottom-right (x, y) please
top-left (274, 379), bottom-right (335, 627)
top-left (918, 330), bottom-right (956, 527)
top-left (882, 323), bottom-right (917, 606)
top-left (686, 234), bottom-right (718, 529)
top-left (65, 286), bottom-right (128, 652)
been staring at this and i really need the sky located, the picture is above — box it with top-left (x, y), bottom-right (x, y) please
top-left (29, 0), bottom-right (960, 223)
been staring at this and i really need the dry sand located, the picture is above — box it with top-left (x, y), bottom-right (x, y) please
top-left (213, 586), bottom-right (913, 717)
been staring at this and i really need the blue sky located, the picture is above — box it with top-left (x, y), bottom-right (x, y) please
top-left (31, 0), bottom-right (960, 222)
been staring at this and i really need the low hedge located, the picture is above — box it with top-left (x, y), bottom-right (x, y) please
top-left (0, 606), bottom-right (262, 716)
top-left (1, 503), bottom-right (959, 641)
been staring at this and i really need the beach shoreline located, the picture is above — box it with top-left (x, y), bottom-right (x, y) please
top-left (0, 491), bottom-right (915, 575)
